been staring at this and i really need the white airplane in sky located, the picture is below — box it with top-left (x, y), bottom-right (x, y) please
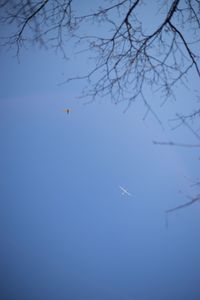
top-left (119, 186), bottom-right (132, 197)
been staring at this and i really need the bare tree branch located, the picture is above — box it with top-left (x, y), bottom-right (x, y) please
top-left (154, 113), bottom-right (200, 213)
top-left (153, 140), bottom-right (200, 147)
top-left (0, 0), bottom-right (200, 117)
top-left (166, 194), bottom-right (200, 213)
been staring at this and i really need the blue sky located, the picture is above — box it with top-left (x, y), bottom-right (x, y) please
top-left (1, 3), bottom-right (200, 300)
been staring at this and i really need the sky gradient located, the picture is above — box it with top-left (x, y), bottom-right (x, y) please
top-left (1, 3), bottom-right (200, 300)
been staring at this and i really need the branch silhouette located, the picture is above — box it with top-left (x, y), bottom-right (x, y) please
top-left (0, 0), bottom-right (200, 118)
top-left (166, 194), bottom-right (200, 214)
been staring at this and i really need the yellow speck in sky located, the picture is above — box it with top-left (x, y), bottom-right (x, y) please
top-left (63, 108), bottom-right (71, 114)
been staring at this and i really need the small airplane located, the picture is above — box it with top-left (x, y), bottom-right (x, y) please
top-left (63, 108), bottom-right (71, 114)
top-left (119, 186), bottom-right (132, 197)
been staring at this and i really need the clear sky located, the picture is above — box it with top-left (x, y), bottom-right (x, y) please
top-left (1, 2), bottom-right (200, 300)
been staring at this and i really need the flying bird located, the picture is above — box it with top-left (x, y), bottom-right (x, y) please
top-left (63, 108), bottom-right (71, 114)
top-left (119, 186), bottom-right (132, 197)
